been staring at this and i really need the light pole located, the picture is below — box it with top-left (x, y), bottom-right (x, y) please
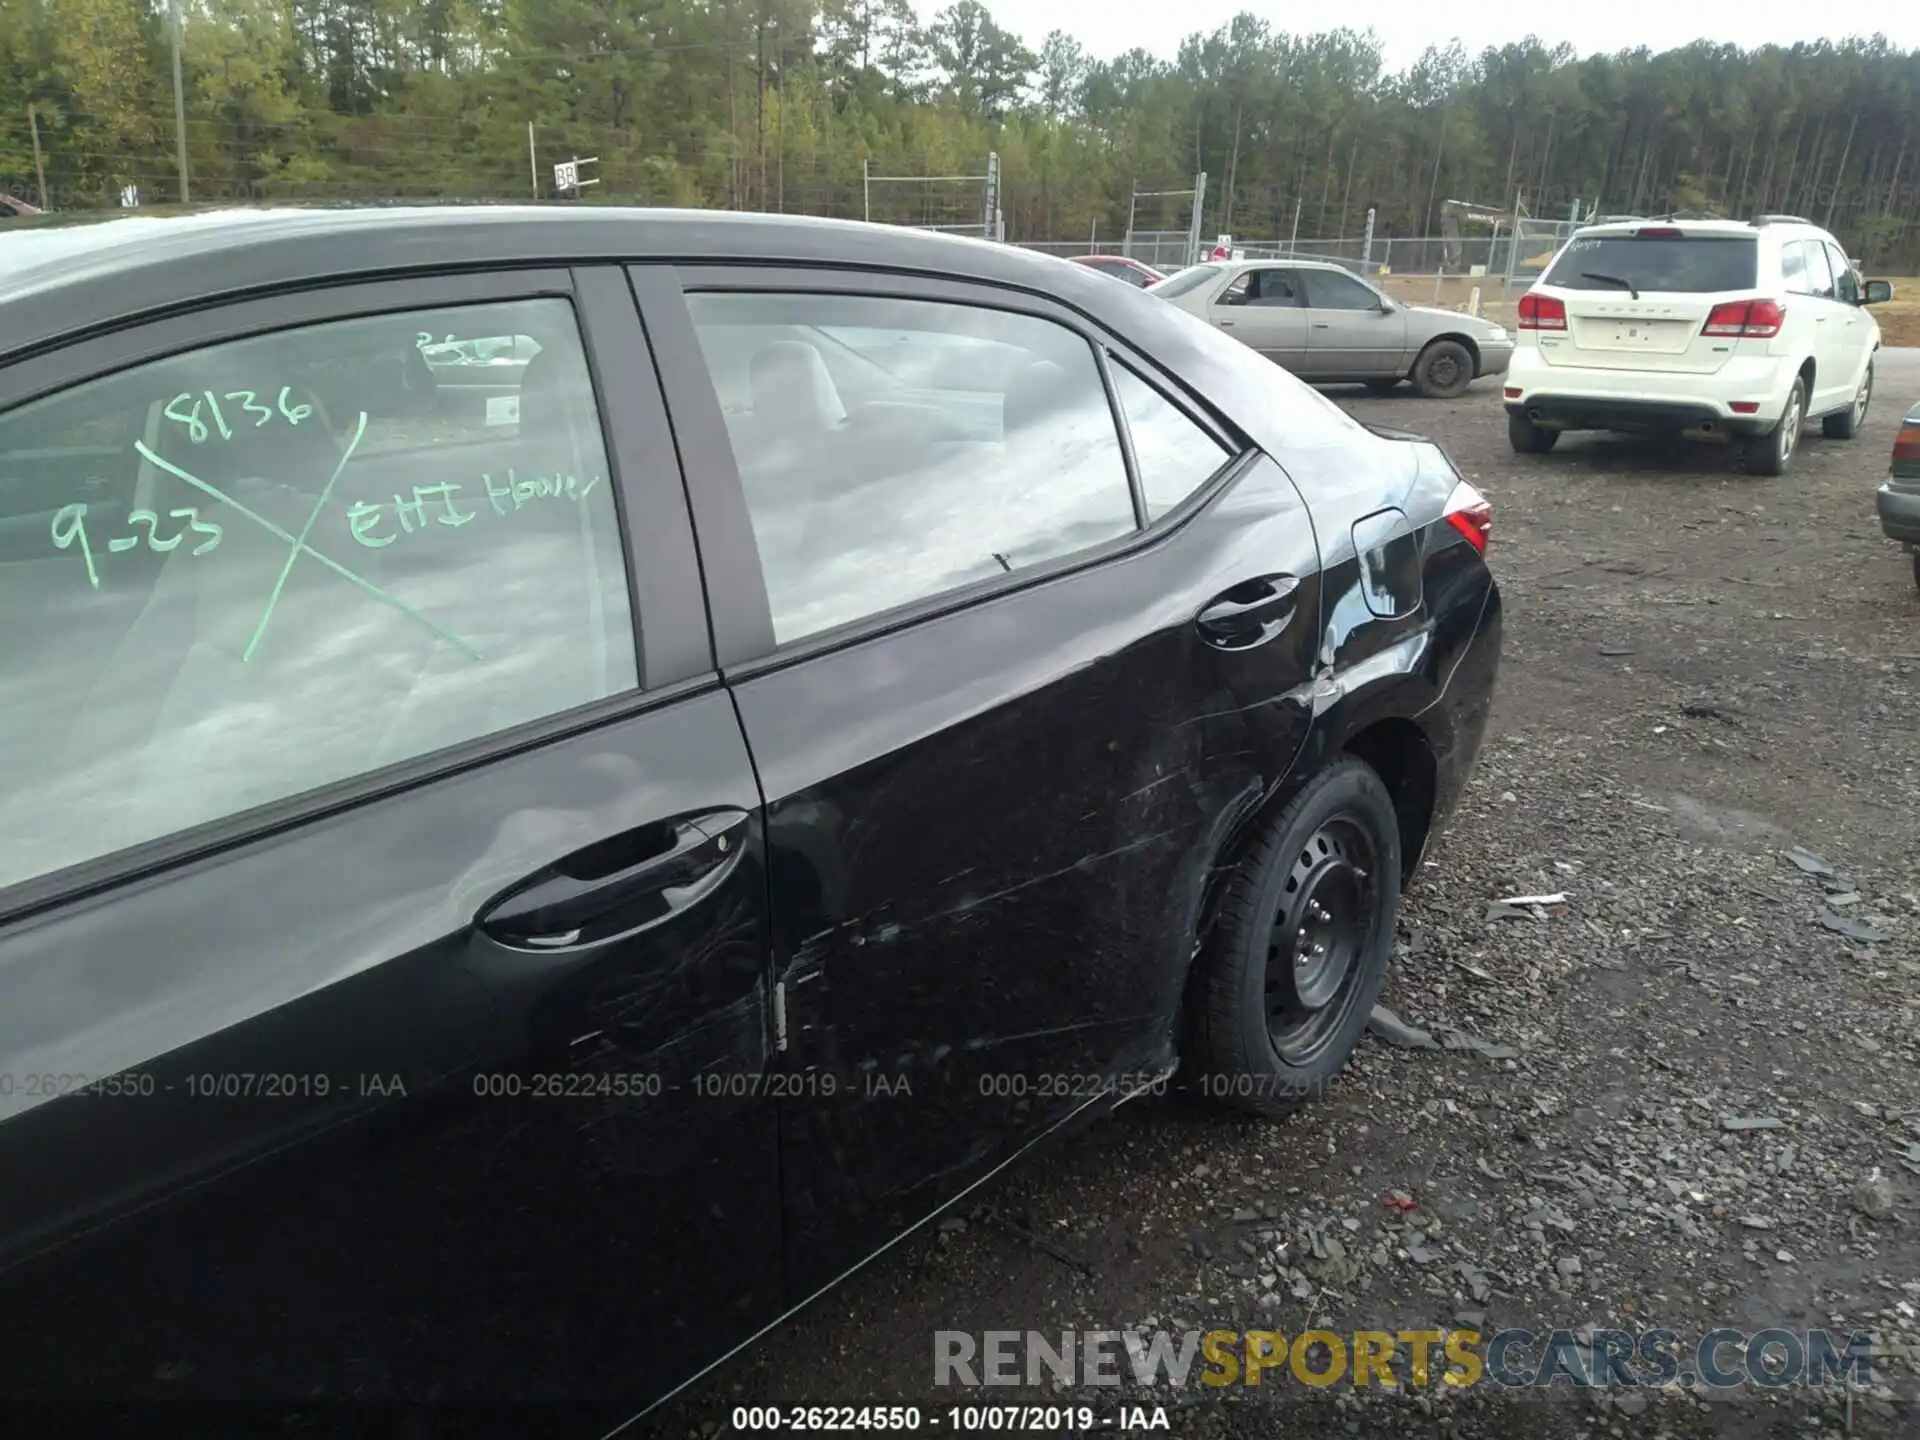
top-left (169, 0), bottom-right (189, 202)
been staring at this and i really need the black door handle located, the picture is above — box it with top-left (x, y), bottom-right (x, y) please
top-left (1196, 574), bottom-right (1301, 650)
top-left (478, 809), bottom-right (750, 950)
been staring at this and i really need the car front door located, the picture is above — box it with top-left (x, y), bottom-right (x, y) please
top-left (1209, 267), bottom-right (1310, 370)
top-left (638, 265), bottom-right (1324, 1297)
top-left (0, 267), bottom-right (784, 1409)
top-left (1301, 267), bottom-right (1408, 378)
top-left (1823, 240), bottom-right (1874, 387)
top-left (1791, 240), bottom-right (1851, 412)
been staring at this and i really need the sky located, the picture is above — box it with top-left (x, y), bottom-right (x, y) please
top-left (950, 0), bottom-right (1920, 74)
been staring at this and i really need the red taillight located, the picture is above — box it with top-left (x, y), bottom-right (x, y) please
top-left (1444, 480), bottom-right (1491, 555)
top-left (1702, 299), bottom-right (1785, 339)
top-left (1634, 226), bottom-right (1684, 238)
top-left (1517, 292), bottom-right (1567, 331)
top-left (1893, 425), bottom-right (1920, 478)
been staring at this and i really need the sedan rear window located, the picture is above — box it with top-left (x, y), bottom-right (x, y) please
top-left (1544, 235), bottom-right (1757, 293)
top-left (1147, 264), bottom-right (1224, 299)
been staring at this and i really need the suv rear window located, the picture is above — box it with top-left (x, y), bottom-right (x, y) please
top-left (1544, 235), bottom-right (1757, 294)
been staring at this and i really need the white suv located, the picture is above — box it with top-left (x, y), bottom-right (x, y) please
top-left (1504, 216), bottom-right (1895, 474)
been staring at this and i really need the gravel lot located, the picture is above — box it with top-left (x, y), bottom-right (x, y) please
top-left (636, 352), bottom-right (1920, 1440)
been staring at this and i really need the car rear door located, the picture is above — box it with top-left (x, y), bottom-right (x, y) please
top-left (0, 266), bottom-right (783, 1408)
top-left (1211, 267), bottom-right (1310, 370)
top-left (635, 264), bottom-right (1324, 1297)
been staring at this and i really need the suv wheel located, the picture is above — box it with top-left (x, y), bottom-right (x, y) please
top-left (1743, 377), bottom-right (1805, 476)
top-left (1410, 340), bottom-right (1474, 399)
top-left (1187, 759), bottom-right (1401, 1118)
top-left (1508, 411), bottom-right (1559, 454)
top-left (1822, 361), bottom-right (1872, 440)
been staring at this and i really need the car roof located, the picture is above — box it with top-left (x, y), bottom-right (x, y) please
top-left (1569, 217), bottom-right (1829, 241)
top-left (0, 204), bottom-right (1140, 362)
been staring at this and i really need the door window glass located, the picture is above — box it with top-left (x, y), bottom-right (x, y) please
top-left (0, 297), bottom-right (636, 890)
top-left (1823, 242), bottom-right (1859, 304)
top-left (686, 292), bottom-right (1138, 643)
top-left (1247, 269), bottom-right (1302, 307)
top-left (1110, 363), bottom-right (1234, 519)
top-left (1301, 269), bottom-right (1383, 310)
top-left (1801, 241), bottom-right (1836, 300)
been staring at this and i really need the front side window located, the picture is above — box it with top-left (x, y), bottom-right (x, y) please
top-left (1301, 269), bottom-right (1382, 311)
top-left (0, 298), bottom-right (636, 890)
top-left (1825, 243), bottom-right (1861, 304)
top-left (1800, 241), bottom-right (1836, 300)
top-left (686, 292), bottom-right (1138, 643)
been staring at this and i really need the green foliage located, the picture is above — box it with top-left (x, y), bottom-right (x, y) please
top-left (1, 5), bottom-right (1916, 268)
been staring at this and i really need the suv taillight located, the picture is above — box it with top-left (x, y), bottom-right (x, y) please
top-left (1702, 299), bottom-right (1785, 339)
top-left (1517, 293), bottom-right (1567, 331)
top-left (1444, 480), bottom-right (1491, 555)
top-left (1894, 421), bottom-right (1920, 480)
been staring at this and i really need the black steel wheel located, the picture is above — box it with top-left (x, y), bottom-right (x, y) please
top-left (1188, 758), bottom-right (1402, 1117)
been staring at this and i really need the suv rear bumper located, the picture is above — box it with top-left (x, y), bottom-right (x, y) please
top-left (1878, 479), bottom-right (1920, 545)
top-left (1504, 350), bottom-right (1793, 435)
top-left (1504, 395), bottom-right (1774, 438)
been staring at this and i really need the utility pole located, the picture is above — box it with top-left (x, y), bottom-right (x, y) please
top-left (27, 104), bottom-right (48, 210)
top-left (528, 122), bottom-right (539, 199)
top-left (168, 0), bottom-right (189, 202)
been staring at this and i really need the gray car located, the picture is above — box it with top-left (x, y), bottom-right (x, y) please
top-left (1149, 258), bottom-right (1515, 399)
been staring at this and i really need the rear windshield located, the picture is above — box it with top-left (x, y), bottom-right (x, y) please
top-left (1148, 264), bottom-right (1223, 299)
top-left (1544, 234), bottom-right (1757, 293)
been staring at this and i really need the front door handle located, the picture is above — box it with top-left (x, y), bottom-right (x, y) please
top-left (477, 809), bottom-right (751, 950)
top-left (1196, 574), bottom-right (1301, 650)
top-left (1312, 322), bottom-right (1331, 329)
top-left (1218, 320), bottom-right (1236, 328)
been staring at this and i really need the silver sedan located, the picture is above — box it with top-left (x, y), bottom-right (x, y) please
top-left (1148, 258), bottom-right (1514, 398)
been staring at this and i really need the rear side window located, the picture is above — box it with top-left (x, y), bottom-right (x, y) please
top-left (1544, 235), bottom-right (1758, 293)
top-left (1148, 264), bottom-right (1224, 300)
top-left (0, 298), bottom-right (636, 892)
top-left (1109, 362), bottom-right (1233, 518)
top-left (686, 292), bottom-right (1138, 644)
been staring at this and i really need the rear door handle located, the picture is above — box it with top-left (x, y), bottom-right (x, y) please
top-left (1218, 320), bottom-right (1236, 328)
top-left (1312, 322), bottom-right (1331, 329)
top-left (1196, 574), bottom-right (1301, 650)
top-left (477, 808), bottom-right (751, 950)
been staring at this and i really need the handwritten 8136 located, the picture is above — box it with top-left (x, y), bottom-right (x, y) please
top-left (48, 386), bottom-right (603, 589)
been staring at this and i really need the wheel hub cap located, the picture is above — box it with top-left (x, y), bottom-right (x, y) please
top-left (1782, 396), bottom-right (1802, 456)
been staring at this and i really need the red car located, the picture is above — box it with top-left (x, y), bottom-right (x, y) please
top-left (1068, 253), bottom-right (1166, 288)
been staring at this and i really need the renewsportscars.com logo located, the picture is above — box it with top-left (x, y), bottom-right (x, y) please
top-left (935, 1327), bottom-right (1878, 1391)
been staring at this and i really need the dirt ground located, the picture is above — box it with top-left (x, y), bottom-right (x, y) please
top-left (632, 357), bottom-right (1920, 1440)
top-left (1381, 274), bottom-right (1920, 348)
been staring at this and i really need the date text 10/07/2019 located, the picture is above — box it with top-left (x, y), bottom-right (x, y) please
top-left (50, 469), bottom-right (601, 590)
top-left (728, 1406), bottom-right (1173, 1432)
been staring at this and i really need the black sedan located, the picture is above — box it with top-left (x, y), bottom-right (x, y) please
top-left (0, 206), bottom-right (1501, 1422)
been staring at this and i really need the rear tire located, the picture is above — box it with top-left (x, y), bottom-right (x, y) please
top-left (1743, 376), bottom-right (1806, 476)
top-left (1508, 411), bottom-right (1559, 454)
top-left (1187, 759), bottom-right (1402, 1118)
top-left (1364, 378), bottom-right (1402, 395)
top-left (1822, 360), bottom-right (1872, 439)
top-left (1410, 340), bottom-right (1474, 399)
